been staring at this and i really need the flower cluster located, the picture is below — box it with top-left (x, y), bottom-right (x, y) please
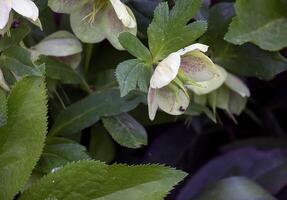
top-left (148, 43), bottom-right (250, 120)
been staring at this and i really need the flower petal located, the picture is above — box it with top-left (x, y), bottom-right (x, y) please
top-left (103, 4), bottom-right (137, 50)
top-left (177, 43), bottom-right (209, 56)
top-left (70, 3), bottom-right (106, 43)
top-left (0, 0), bottom-right (12, 29)
top-left (147, 87), bottom-right (158, 120)
top-left (48, 0), bottom-right (88, 14)
top-left (150, 52), bottom-right (181, 89)
top-left (187, 65), bottom-right (227, 95)
top-left (156, 85), bottom-right (190, 116)
top-left (12, 0), bottom-right (38, 21)
top-left (109, 0), bottom-right (136, 28)
top-left (225, 73), bottom-right (250, 97)
top-left (180, 51), bottom-right (216, 82)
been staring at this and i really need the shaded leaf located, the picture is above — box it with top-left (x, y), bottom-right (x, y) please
top-left (194, 177), bottom-right (276, 200)
top-left (36, 137), bottom-right (90, 174)
top-left (0, 24), bottom-right (30, 52)
top-left (49, 89), bottom-right (143, 136)
top-left (177, 147), bottom-right (287, 200)
top-left (103, 113), bottom-right (148, 148)
top-left (89, 125), bottom-right (115, 163)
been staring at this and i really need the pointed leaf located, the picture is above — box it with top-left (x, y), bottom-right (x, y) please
top-left (119, 32), bottom-right (152, 62)
top-left (49, 89), bottom-right (143, 136)
top-left (0, 76), bottom-right (47, 200)
top-left (102, 113), bottom-right (148, 148)
top-left (20, 160), bottom-right (187, 200)
top-left (224, 0), bottom-right (287, 51)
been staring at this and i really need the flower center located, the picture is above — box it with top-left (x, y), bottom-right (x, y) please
top-left (82, 0), bottom-right (108, 25)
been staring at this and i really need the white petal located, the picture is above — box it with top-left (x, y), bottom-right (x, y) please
top-left (150, 52), bottom-right (181, 89)
top-left (0, 0), bottom-right (12, 29)
top-left (177, 43), bottom-right (209, 56)
top-left (12, 0), bottom-right (39, 21)
top-left (187, 65), bottom-right (227, 95)
top-left (147, 87), bottom-right (158, 120)
top-left (225, 73), bottom-right (250, 97)
top-left (109, 0), bottom-right (136, 28)
top-left (156, 85), bottom-right (190, 116)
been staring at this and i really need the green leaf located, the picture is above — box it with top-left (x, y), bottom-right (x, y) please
top-left (49, 89), bottom-right (143, 136)
top-left (195, 177), bottom-right (276, 200)
top-left (0, 76), bottom-right (47, 200)
top-left (0, 24), bottom-right (30, 52)
top-left (37, 56), bottom-right (83, 84)
top-left (102, 113), bottom-right (148, 148)
top-left (119, 32), bottom-right (152, 62)
top-left (116, 59), bottom-right (152, 97)
top-left (224, 0), bottom-right (287, 51)
top-left (0, 90), bottom-right (7, 127)
top-left (36, 137), bottom-right (90, 174)
top-left (0, 55), bottom-right (43, 77)
top-left (202, 3), bottom-right (287, 80)
top-left (148, 0), bottom-right (207, 60)
top-left (20, 160), bottom-right (187, 200)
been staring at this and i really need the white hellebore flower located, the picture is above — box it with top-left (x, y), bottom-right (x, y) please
top-left (148, 43), bottom-right (227, 120)
top-left (0, 0), bottom-right (39, 29)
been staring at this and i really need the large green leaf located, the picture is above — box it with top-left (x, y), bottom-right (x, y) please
top-left (116, 59), bottom-right (152, 97)
top-left (20, 160), bottom-right (187, 200)
top-left (148, 0), bottom-right (207, 60)
top-left (36, 137), bottom-right (90, 174)
top-left (0, 90), bottom-right (7, 127)
top-left (195, 177), bottom-right (276, 200)
top-left (0, 76), bottom-right (47, 200)
top-left (224, 0), bottom-right (287, 51)
top-left (202, 3), bottom-right (287, 80)
top-left (103, 113), bottom-right (148, 148)
top-left (49, 89), bottom-right (143, 136)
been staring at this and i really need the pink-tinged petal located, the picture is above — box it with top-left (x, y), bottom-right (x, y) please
top-left (0, 0), bottom-right (12, 29)
top-left (109, 0), bottom-right (136, 28)
top-left (103, 5), bottom-right (137, 50)
top-left (147, 87), bottom-right (158, 120)
top-left (150, 52), bottom-right (181, 89)
top-left (12, 0), bottom-right (38, 21)
top-left (187, 65), bottom-right (227, 95)
top-left (225, 73), bottom-right (250, 97)
top-left (177, 43), bottom-right (209, 56)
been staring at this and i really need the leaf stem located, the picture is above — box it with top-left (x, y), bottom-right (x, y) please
top-left (84, 43), bottom-right (94, 77)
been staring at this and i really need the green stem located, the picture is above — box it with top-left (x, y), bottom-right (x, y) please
top-left (84, 43), bottom-right (94, 76)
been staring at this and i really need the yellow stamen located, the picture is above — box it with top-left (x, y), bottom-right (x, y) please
top-left (82, 0), bottom-right (108, 25)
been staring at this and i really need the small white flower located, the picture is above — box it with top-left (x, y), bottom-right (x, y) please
top-left (150, 43), bottom-right (227, 95)
top-left (0, 0), bottom-right (39, 29)
top-left (148, 43), bottom-right (227, 120)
